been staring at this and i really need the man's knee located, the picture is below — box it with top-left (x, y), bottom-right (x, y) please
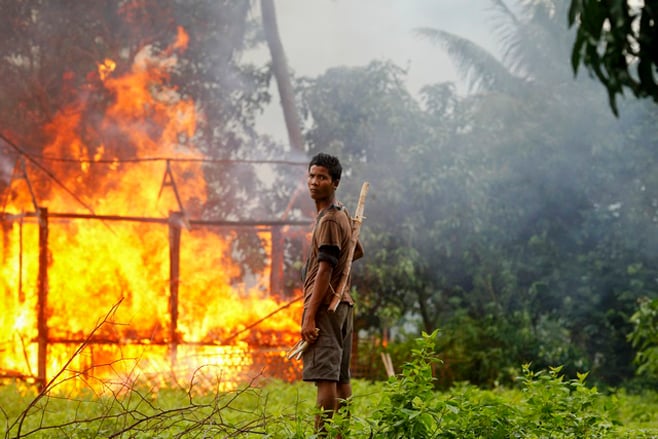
top-left (316, 380), bottom-right (338, 408)
top-left (337, 382), bottom-right (352, 401)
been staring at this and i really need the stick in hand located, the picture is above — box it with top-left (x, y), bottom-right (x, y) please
top-left (286, 328), bottom-right (319, 360)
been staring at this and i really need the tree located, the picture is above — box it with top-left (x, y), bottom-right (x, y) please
top-left (274, 0), bottom-right (658, 387)
top-left (568, 0), bottom-right (658, 115)
top-left (416, 0), bottom-right (658, 386)
top-left (0, 1), bottom-right (260, 146)
top-left (0, 0), bottom-right (297, 224)
top-left (0, 1), bottom-right (289, 285)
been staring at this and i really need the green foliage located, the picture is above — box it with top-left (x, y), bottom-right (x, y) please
top-left (628, 297), bottom-right (658, 378)
top-left (298, 0), bottom-right (658, 388)
top-left (609, 388), bottom-right (658, 436)
top-left (2, 366), bottom-right (658, 438)
top-left (371, 330), bottom-right (444, 438)
top-left (514, 365), bottom-right (614, 438)
top-left (435, 309), bottom-right (536, 387)
top-left (0, 379), bottom-right (275, 438)
top-left (364, 332), bottom-right (620, 438)
top-left (569, 0), bottom-right (658, 115)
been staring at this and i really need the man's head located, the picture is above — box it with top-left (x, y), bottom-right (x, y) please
top-left (307, 153), bottom-right (342, 203)
top-left (308, 153), bottom-right (342, 184)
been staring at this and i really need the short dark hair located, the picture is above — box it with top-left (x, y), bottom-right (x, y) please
top-left (309, 153), bottom-right (342, 182)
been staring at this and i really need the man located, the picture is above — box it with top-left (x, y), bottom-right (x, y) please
top-left (300, 152), bottom-right (363, 434)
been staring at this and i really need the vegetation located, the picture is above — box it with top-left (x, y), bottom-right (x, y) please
top-left (300, 0), bottom-right (658, 389)
top-left (629, 297), bottom-right (658, 379)
top-left (568, 0), bottom-right (658, 115)
top-left (0, 0), bottom-right (267, 155)
top-left (1, 0), bottom-right (657, 411)
top-left (2, 332), bottom-right (658, 438)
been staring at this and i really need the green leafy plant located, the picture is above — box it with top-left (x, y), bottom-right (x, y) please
top-left (515, 364), bottom-right (614, 438)
top-left (366, 331), bottom-right (617, 438)
top-left (371, 329), bottom-right (444, 438)
top-left (2, 341), bottom-right (657, 438)
top-left (628, 297), bottom-right (658, 379)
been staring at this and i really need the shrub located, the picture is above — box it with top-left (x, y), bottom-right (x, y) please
top-left (371, 329), bottom-right (444, 438)
top-left (367, 331), bottom-right (615, 438)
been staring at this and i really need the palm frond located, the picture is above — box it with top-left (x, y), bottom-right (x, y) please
top-left (415, 27), bottom-right (525, 94)
top-left (486, 0), bottom-right (527, 76)
top-left (488, 0), bottom-right (521, 26)
top-left (512, 0), bottom-right (574, 82)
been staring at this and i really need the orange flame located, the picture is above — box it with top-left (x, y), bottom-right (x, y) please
top-left (0, 30), bottom-right (302, 392)
top-left (172, 26), bottom-right (189, 52)
top-left (98, 58), bottom-right (116, 81)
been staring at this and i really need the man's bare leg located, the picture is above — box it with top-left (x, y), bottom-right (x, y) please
top-left (336, 382), bottom-right (352, 439)
top-left (314, 381), bottom-right (352, 436)
top-left (315, 380), bottom-right (338, 433)
top-left (337, 382), bottom-right (352, 406)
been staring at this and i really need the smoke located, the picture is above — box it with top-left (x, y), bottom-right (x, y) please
top-left (0, 134), bottom-right (15, 175)
top-left (284, 0), bottom-right (658, 352)
top-left (247, 0), bottom-right (494, 145)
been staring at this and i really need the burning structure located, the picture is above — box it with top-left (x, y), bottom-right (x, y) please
top-left (0, 26), bottom-right (309, 391)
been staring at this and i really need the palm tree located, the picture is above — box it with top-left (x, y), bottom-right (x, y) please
top-left (416, 0), bottom-right (575, 95)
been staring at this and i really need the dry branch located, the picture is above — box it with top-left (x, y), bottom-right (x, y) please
top-left (8, 298), bottom-right (124, 438)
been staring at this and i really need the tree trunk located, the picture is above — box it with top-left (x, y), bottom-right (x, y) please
top-left (260, 0), bottom-right (305, 152)
top-left (261, 0), bottom-right (307, 294)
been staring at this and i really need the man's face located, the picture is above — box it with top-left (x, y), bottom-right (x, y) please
top-left (308, 165), bottom-right (336, 201)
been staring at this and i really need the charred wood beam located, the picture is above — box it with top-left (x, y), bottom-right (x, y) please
top-left (1, 211), bottom-right (311, 227)
top-left (270, 226), bottom-right (284, 295)
top-left (168, 212), bottom-right (182, 365)
top-left (0, 372), bottom-right (36, 381)
top-left (41, 338), bottom-right (288, 347)
top-left (37, 207), bottom-right (48, 391)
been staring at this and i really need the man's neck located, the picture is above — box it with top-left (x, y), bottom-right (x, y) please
top-left (315, 196), bottom-right (336, 213)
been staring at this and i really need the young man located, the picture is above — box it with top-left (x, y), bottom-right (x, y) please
top-left (300, 152), bottom-right (363, 434)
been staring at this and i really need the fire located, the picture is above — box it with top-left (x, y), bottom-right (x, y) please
top-left (0, 29), bottom-right (303, 392)
top-left (98, 59), bottom-right (116, 81)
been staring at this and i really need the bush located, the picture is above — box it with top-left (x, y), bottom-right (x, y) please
top-left (366, 331), bottom-right (615, 438)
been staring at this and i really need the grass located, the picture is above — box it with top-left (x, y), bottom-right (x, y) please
top-left (2, 331), bottom-right (657, 438)
top-left (1, 376), bottom-right (657, 438)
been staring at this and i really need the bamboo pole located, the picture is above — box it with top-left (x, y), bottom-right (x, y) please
top-left (328, 182), bottom-right (369, 312)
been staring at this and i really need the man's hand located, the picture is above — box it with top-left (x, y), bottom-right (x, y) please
top-left (301, 315), bottom-right (319, 343)
top-left (287, 328), bottom-right (319, 360)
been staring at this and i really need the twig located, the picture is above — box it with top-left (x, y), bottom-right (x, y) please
top-left (8, 298), bottom-right (124, 439)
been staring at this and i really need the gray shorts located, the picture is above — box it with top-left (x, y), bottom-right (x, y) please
top-left (302, 302), bottom-right (353, 383)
